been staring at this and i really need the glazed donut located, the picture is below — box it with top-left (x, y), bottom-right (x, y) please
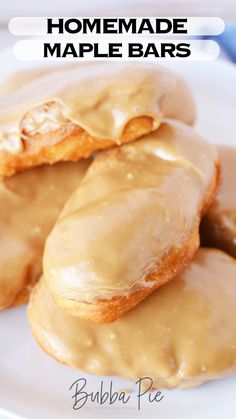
top-left (201, 146), bottom-right (236, 258)
top-left (0, 63), bottom-right (195, 177)
top-left (43, 120), bottom-right (219, 323)
top-left (0, 158), bottom-right (91, 310)
top-left (29, 248), bottom-right (236, 389)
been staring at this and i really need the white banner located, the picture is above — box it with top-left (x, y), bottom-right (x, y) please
top-left (13, 39), bottom-right (220, 61)
top-left (9, 17), bottom-right (224, 36)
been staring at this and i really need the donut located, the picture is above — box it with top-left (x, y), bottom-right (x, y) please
top-left (0, 63), bottom-right (195, 177)
top-left (201, 146), bottom-right (236, 257)
top-left (43, 120), bottom-right (219, 323)
top-left (0, 159), bottom-right (91, 310)
top-left (28, 248), bottom-right (236, 388)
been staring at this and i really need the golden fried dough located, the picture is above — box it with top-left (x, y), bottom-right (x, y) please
top-left (29, 248), bottom-right (236, 388)
top-left (0, 63), bottom-right (195, 177)
top-left (201, 146), bottom-right (236, 257)
top-left (43, 120), bottom-right (219, 323)
top-left (0, 159), bottom-right (91, 310)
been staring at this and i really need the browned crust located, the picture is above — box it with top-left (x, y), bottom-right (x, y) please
top-left (200, 166), bottom-right (236, 258)
top-left (53, 161), bottom-right (221, 323)
top-left (1, 287), bottom-right (30, 310)
top-left (1, 283), bottom-right (33, 310)
top-left (10, 289), bottom-right (29, 307)
top-left (0, 116), bottom-right (155, 178)
top-left (201, 213), bottom-right (236, 259)
top-left (0, 256), bottom-right (41, 311)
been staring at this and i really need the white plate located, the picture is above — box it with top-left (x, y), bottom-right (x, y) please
top-left (0, 49), bottom-right (236, 419)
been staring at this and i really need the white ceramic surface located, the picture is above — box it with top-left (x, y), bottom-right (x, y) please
top-left (0, 49), bottom-right (236, 419)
